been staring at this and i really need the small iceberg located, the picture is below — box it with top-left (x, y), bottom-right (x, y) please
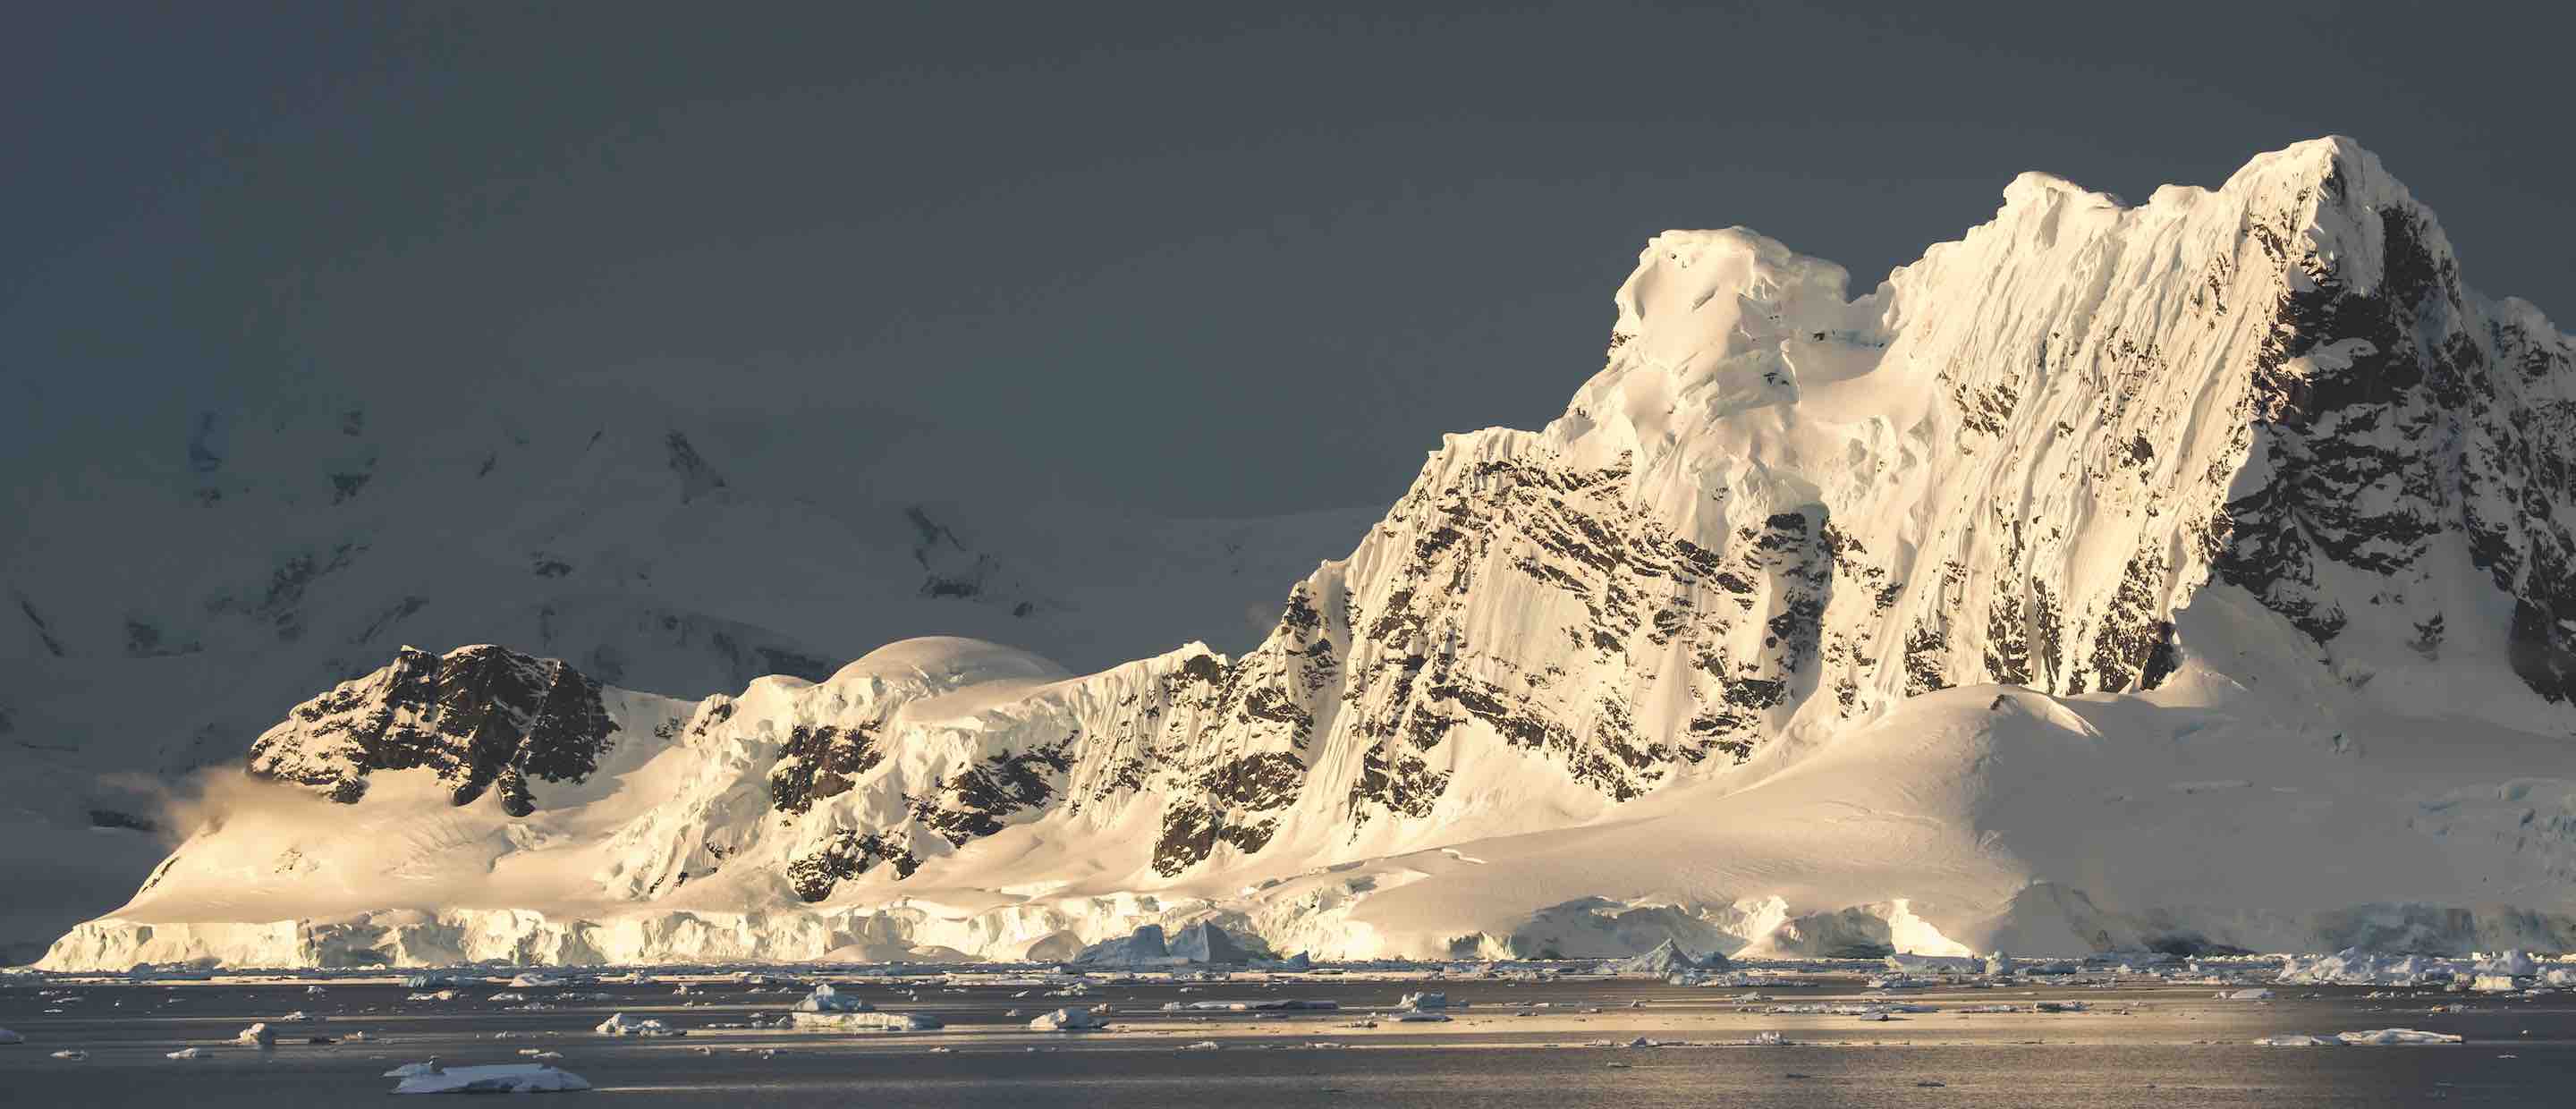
top-left (792, 985), bottom-right (875, 1013)
top-left (1616, 939), bottom-right (1731, 977)
top-left (2253, 1034), bottom-right (2340, 1047)
top-left (1030, 1007), bottom-right (1107, 1031)
top-left (595, 1012), bottom-right (683, 1037)
top-left (2338, 1029), bottom-right (2463, 1046)
top-left (789, 1011), bottom-right (943, 1031)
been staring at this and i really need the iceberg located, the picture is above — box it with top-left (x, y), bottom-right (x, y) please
top-left (2337, 1029), bottom-right (2464, 1046)
top-left (594, 1012), bottom-right (683, 1037)
top-left (792, 984), bottom-right (874, 1012)
top-left (1616, 939), bottom-right (1731, 977)
top-left (1030, 1007), bottom-right (1107, 1031)
top-left (788, 1012), bottom-right (942, 1031)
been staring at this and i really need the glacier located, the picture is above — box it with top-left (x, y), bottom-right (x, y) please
top-left (30, 137), bottom-right (2576, 969)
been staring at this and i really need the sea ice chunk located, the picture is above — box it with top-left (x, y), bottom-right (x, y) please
top-left (792, 984), bottom-right (875, 1012)
top-left (2337, 1029), bottom-right (2463, 1046)
top-left (1030, 1007), bottom-right (1107, 1031)
top-left (788, 1011), bottom-right (942, 1031)
top-left (595, 1012), bottom-right (683, 1037)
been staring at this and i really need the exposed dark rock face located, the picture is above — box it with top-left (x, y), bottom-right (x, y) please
top-left (787, 829), bottom-right (916, 902)
top-left (247, 645), bottom-right (614, 815)
top-left (767, 721), bottom-right (885, 816)
top-left (2212, 152), bottom-right (2576, 702)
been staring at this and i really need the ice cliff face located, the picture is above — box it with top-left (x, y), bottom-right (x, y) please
top-left (43, 139), bottom-right (2576, 969)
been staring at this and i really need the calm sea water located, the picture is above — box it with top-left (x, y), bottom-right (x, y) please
top-left (4, 975), bottom-right (2570, 1106)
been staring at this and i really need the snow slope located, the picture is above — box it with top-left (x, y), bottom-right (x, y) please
top-left (34, 138), bottom-right (2576, 969)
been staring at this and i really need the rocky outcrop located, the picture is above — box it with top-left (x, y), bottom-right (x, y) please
top-left (247, 644), bottom-right (613, 815)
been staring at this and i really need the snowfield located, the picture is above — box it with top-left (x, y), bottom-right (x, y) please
top-left (27, 138), bottom-right (2576, 969)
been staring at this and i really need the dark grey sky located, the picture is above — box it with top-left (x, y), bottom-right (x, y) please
top-left (9, 2), bottom-right (2572, 514)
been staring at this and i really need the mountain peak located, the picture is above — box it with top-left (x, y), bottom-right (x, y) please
top-left (41, 140), bottom-right (2576, 971)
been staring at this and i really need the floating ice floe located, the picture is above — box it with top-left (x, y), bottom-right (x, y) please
top-left (1392, 1011), bottom-right (1452, 1023)
top-left (2253, 1034), bottom-right (2340, 1047)
top-left (235, 1022), bottom-right (279, 1046)
top-left (1164, 998), bottom-right (1339, 1012)
top-left (507, 974), bottom-right (568, 988)
top-left (2254, 1029), bottom-right (2464, 1046)
top-left (1030, 1007), bottom-right (1107, 1031)
top-left (50, 1050), bottom-right (87, 1061)
top-left (385, 1061), bottom-right (444, 1077)
top-left (1750, 1032), bottom-right (1788, 1046)
top-left (1397, 991), bottom-right (1448, 1011)
top-left (2338, 1029), bottom-right (2464, 1046)
top-left (2218, 988), bottom-right (2276, 1001)
top-left (594, 1012), bottom-right (683, 1037)
top-left (788, 1012), bottom-right (943, 1031)
top-left (165, 1047), bottom-right (208, 1060)
top-left (792, 985), bottom-right (874, 1013)
top-left (391, 1063), bottom-right (591, 1095)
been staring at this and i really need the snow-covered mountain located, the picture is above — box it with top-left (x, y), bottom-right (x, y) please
top-left (34, 138), bottom-right (2576, 969)
top-left (0, 351), bottom-right (1370, 965)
